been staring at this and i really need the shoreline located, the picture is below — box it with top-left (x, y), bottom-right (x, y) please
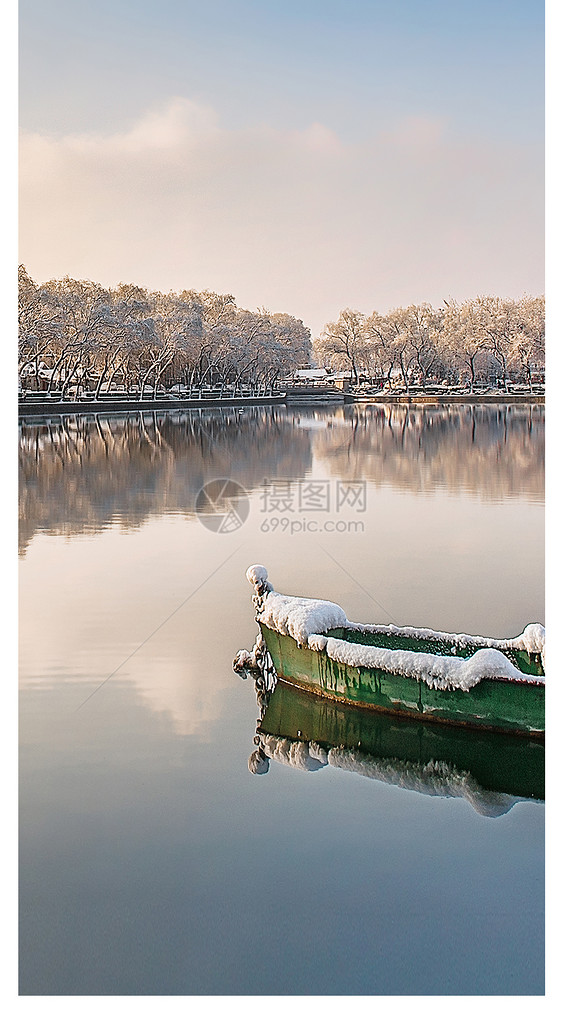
top-left (348, 392), bottom-right (544, 405)
top-left (17, 393), bottom-right (287, 418)
top-left (17, 390), bottom-right (544, 419)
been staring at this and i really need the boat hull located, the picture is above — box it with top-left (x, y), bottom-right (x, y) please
top-left (259, 624), bottom-right (545, 737)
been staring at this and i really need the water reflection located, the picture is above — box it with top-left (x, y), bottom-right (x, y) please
top-left (243, 673), bottom-right (545, 818)
top-left (312, 403), bottom-right (544, 499)
top-left (18, 407), bottom-right (310, 553)
top-left (19, 402), bottom-right (545, 994)
top-left (19, 403), bottom-right (544, 554)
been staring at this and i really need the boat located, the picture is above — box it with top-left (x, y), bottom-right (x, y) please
top-left (234, 565), bottom-right (545, 737)
top-left (244, 677), bottom-right (544, 817)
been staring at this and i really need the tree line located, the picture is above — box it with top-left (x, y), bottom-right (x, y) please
top-left (314, 296), bottom-right (545, 392)
top-left (19, 265), bottom-right (544, 399)
top-left (18, 266), bottom-right (312, 398)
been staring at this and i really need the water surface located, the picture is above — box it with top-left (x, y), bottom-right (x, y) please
top-left (19, 404), bottom-right (544, 995)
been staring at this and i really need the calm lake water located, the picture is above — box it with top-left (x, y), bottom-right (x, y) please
top-left (19, 403), bottom-right (545, 995)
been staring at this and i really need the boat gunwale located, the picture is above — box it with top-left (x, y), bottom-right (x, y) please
top-left (258, 620), bottom-right (545, 686)
top-left (325, 637), bottom-right (545, 686)
top-left (337, 622), bottom-right (545, 660)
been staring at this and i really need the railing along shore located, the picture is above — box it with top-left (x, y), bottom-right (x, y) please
top-left (18, 386), bottom-right (544, 417)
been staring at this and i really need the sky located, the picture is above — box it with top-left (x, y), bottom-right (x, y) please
top-left (18, 0), bottom-right (545, 337)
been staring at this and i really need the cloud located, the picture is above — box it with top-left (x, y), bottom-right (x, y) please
top-left (18, 518), bottom-right (238, 739)
top-left (19, 97), bottom-right (543, 334)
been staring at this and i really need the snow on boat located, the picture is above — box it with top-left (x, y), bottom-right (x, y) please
top-left (246, 678), bottom-right (544, 817)
top-left (235, 565), bottom-right (545, 737)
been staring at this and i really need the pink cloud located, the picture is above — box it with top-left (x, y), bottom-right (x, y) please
top-left (19, 98), bottom-right (543, 336)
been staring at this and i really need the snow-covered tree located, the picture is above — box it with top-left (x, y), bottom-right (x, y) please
top-left (314, 309), bottom-right (368, 383)
top-left (510, 295), bottom-right (545, 392)
top-left (442, 299), bottom-right (492, 390)
top-left (319, 295), bottom-right (544, 392)
top-left (18, 265), bottom-right (62, 389)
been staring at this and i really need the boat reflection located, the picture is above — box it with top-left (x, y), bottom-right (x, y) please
top-left (244, 674), bottom-right (545, 818)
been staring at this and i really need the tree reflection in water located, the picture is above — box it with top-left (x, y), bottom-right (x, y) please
top-left (19, 403), bottom-right (544, 554)
top-left (18, 406), bottom-right (311, 552)
top-left (313, 403), bottom-right (544, 500)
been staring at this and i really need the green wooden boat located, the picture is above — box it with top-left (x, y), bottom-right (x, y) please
top-left (237, 565), bottom-right (545, 738)
top-left (248, 678), bottom-right (544, 816)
